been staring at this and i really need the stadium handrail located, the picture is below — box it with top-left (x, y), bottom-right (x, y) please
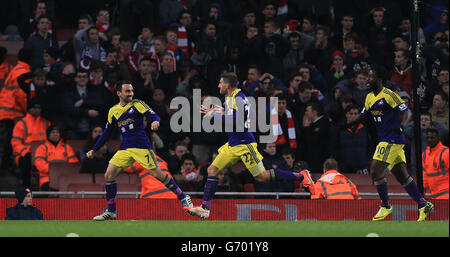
top-left (0, 191), bottom-right (411, 199)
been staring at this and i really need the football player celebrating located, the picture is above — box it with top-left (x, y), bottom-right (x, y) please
top-left (361, 66), bottom-right (433, 221)
top-left (184, 72), bottom-right (315, 219)
top-left (87, 82), bottom-right (193, 220)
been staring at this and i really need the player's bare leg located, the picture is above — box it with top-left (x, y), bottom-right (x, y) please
top-left (93, 163), bottom-right (122, 221)
top-left (370, 160), bottom-right (394, 221)
top-left (147, 168), bottom-right (193, 208)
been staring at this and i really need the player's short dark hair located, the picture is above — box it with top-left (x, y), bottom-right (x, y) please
top-left (221, 72), bottom-right (239, 88)
top-left (115, 81), bottom-right (132, 92)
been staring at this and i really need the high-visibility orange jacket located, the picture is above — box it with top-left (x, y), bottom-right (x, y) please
top-left (124, 155), bottom-right (177, 199)
top-left (0, 61), bottom-right (30, 120)
top-left (0, 61), bottom-right (12, 86)
top-left (11, 113), bottom-right (50, 164)
top-left (34, 140), bottom-right (79, 187)
top-left (422, 141), bottom-right (449, 199)
top-left (311, 170), bottom-right (361, 199)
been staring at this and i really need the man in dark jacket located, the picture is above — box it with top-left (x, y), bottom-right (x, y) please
top-left (5, 187), bottom-right (44, 220)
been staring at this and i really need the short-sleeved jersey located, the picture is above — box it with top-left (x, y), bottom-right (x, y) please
top-left (220, 89), bottom-right (256, 146)
top-left (92, 99), bottom-right (160, 151)
top-left (362, 87), bottom-right (408, 144)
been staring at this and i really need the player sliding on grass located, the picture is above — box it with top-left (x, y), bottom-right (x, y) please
top-left (87, 82), bottom-right (193, 221)
top-left (184, 72), bottom-right (315, 220)
top-left (361, 66), bottom-right (433, 221)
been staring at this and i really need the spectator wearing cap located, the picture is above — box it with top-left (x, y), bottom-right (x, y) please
top-left (34, 126), bottom-right (79, 190)
top-left (11, 98), bottom-right (50, 187)
top-left (5, 187), bottom-right (44, 220)
top-left (23, 15), bottom-right (59, 69)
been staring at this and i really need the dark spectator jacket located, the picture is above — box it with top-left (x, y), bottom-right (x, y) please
top-left (300, 115), bottom-right (331, 173)
top-left (5, 203), bottom-right (44, 220)
top-left (254, 151), bottom-right (295, 193)
top-left (23, 31), bottom-right (59, 69)
top-left (330, 121), bottom-right (372, 173)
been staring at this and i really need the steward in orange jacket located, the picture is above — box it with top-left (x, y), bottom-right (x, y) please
top-left (422, 128), bottom-right (449, 199)
top-left (0, 61), bottom-right (12, 87)
top-left (311, 158), bottom-right (361, 200)
top-left (124, 154), bottom-right (177, 199)
top-left (11, 100), bottom-right (50, 188)
top-left (0, 53), bottom-right (31, 121)
top-left (11, 100), bottom-right (50, 164)
top-left (34, 126), bottom-right (79, 190)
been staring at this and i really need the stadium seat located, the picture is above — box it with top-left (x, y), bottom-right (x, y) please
top-left (66, 140), bottom-right (87, 159)
top-left (55, 28), bottom-right (76, 41)
top-left (243, 183), bottom-right (255, 199)
top-left (48, 162), bottom-right (82, 190)
top-left (65, 183), bottom-right (103, 198)
top-left (58, 173), bottom-right (93, 191)
top-left (345, 174), bottom-right (373, 186)
top-left (117, 184), bottom-right (141, 198)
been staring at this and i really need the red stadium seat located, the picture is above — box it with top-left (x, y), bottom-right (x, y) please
top-left (66, 140), bottom-right (87, 159)
top-left (48, 162), bottom-right (82, 190)
top-left (58, 173), bottom-right (93, 191)
top-left (65, 183), bottom-right (104, 198)
top-left (243, 183), bottom-right (255, 199)
top-left (117, 184), bottom-right (140, 198)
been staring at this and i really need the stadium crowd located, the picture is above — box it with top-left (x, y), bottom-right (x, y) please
top-left (0, 0), bottom-right (448, 198)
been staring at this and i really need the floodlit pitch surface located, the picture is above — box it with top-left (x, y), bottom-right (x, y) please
top-left (0, 220), bottom-right (448, 237)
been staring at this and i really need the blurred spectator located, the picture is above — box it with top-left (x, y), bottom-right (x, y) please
top-left (260, 19), bottom-right (289, 79)
top-left (95, 8), bottom-right (110, 41)
top-left (297, 63), bottom-right (326, 98)
top-left (306, 26), bottom-right (336, 76)
top-left (73, 26), bottom-right (106, 70)
top-left (405, 111), bottom-right (449, 174)
top-left (311, 158), bottom-right (362, 199)
top-left (428, 91), bottom-right (449, 129)
top-left (117, 36), bottom-right (140, 76)
top-left (157, 52), bottom-right (179, 100)
top-left (173, 153), bottom-right (204, 191)
top-left (196, 21), bottom-right (225, 63)
top-left (132, 25), bottom-right (155, 56)
top-left (287, 81), bottom-right (317, 126)
top-left (11, 99), bottom-right (50, 188)
top-left (389, 49), bottom-right (413, 98)
top-left (282, 32), bottom-right (308, 76)
top-left (272, 94), bottom-right (298, 152)
top-left (62, 69), bottom-right (105, 139)
top-left (79, 135), bottom-right (112, 175)
top-left (392, 34), bottom-right (410, 51)
top-left (347, 69), bottom-right (369, 108)
top-left (300, 15), bottom-right (317, 38)
top-left (174, 10), bottom-right (197, 58)
top-left (240, 65), bottom-right (261, 95)
top-left (167, 140), bottom-right (189, 174)
top-left (325, 50), bottom-right (352, 91)
top-left (0, 48), bottom-right (32, 172)
top-left (159, 0), bottom-right (188, 30)
top-left (422, 128), bottom-right (449, 199)
top-left (80, 124), bottom-right (104, 161)
top-left (20, 0), bottom-right (52, 41)
top-left (34, 126), bottom-right (79, 191)
top-left (431, 66), bottom-right (449, 93)
top-left (246, 72), bottom-right (286, 97)
top-left (165, 29), bottom-right (187, 63)
top-left (332, 13), bottom-right (356, 51)
top-left (330, 104), bottom-right (372, 174)
top-left (132, 56), bottom-right (156, 104)
top-left (254, 142), bottom-right (295, 194)
top-left (23, 15), bottom-right (59, 69)
top-left (299, 102), bottom-right (331, 173)
top-left (5, 187), bottom-right (44, 220)
top-left (424, 6), bottom-right (448, 42)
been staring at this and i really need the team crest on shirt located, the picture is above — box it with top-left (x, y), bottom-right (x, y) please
top-left (129, 108), bottom-right (134, 114)
top-left (379, 99), bottom-right (384, 105)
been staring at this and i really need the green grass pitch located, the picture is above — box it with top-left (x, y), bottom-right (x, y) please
top-left (0, 220), bottom-right (448, 237)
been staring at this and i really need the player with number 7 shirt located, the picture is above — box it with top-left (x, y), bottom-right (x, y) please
top-left (86, 82), bottom-right (193, 221)
top-left (360, 65), bottom-right (434, 221)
